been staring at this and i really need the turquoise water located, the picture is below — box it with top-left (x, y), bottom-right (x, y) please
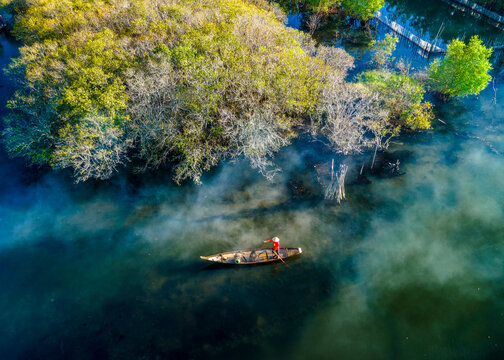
top-left (1, 3), bottom-right (504, 359)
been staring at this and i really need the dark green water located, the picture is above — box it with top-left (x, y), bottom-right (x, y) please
top-left (386, 0), bottom-right (504, 42)
top-left (1, 2), bottom-right (504, 359)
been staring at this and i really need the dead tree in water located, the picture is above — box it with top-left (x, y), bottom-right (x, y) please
top-left (324, 162), bottom-right (348, 203)
top-left (308, 12), bottom-right (323, 35)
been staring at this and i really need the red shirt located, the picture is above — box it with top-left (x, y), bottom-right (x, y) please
top-left (266, 239), bottom-right (280, 251)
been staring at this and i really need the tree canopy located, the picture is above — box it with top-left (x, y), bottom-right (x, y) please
top-left (1, 0), bottom-right (342, 183)
top-left (358, 71), bottom-right (433, 130)
top-left (428, 35), bottom-right (493, 98)
top-left (341, 0), bottom-right (385, 21)
top-left (370, 34), bottom-right (399, 69)
top-left (2, 0), bottom-right (430, 184)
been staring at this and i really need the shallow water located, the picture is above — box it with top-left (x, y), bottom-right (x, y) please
top-left (1, 3), bottom-right (504, 359)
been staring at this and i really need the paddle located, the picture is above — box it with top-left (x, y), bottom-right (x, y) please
top-left (263, 239), bottom-right (289, 267)
top-left (275, 249), bottom-right (290, 267)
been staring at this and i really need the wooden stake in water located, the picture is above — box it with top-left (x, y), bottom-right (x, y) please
top-left (371, 143), bottom-right (378, 169)
top-left (331, 159), bottom-right (334, 182)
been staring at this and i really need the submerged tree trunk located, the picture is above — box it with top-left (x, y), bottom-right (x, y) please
top-left (308, 12), bottom-right (323, 35)
top-left (324, 162), bottom-right (348, 203)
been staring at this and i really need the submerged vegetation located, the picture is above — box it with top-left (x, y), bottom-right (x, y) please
top-left (0, 0), bottom-right (492, 184)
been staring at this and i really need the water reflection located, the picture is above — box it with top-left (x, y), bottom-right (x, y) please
top-left (386, 0), bottom-right (504, 43)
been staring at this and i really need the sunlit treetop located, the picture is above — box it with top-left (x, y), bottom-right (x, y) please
top-left (428, 35), bottom-right (493, 98)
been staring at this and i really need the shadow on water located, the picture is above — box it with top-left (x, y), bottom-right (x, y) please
top-left (193, 197), bottom-right (318, 223)
top-left (200, 254), bottom-right (304, 271)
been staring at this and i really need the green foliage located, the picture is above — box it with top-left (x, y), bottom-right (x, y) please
top-left (275, 0), bottom-right (384, 19)
top-left (4, 21), bottom-right (131, 181)
top-left (3, 0), bottom-right (338, 183)
top-left (2, 0), bottom-right (416, 184)
top-left (341, 0), bottom-right (385, 20)
top-left (369, 33), bottom-right (398, 69)
top-left (358, 70), bottom-right (433, 130)
top-left (428, 35), bottom-right (493, 98)
top-left (0, 0), bottom-right (27, 13)
top-left (52, 113), bottom-right (131, 181)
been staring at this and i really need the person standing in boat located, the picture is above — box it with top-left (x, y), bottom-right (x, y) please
top-left (264, 236), bottom-right (280, 258)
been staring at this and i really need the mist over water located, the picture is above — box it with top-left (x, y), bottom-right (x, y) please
top-left (2, 3), bottom-right (504, 359)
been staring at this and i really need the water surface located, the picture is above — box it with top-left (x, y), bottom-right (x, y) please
top-left (1, 3), bottom-right (504, 359)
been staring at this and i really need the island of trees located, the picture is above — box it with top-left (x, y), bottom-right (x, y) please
top-left (0, 0), bottom-right (493, 183)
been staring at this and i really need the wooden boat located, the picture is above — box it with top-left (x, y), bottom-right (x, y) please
top-left (200, 247), bottom-right (302, 265)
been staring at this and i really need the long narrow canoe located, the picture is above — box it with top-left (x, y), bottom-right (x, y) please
top-left (200, 247), bottom-right (302, 265)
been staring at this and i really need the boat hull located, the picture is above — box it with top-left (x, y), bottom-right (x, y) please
top-left (200, 247), bottom-right (302, 265)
